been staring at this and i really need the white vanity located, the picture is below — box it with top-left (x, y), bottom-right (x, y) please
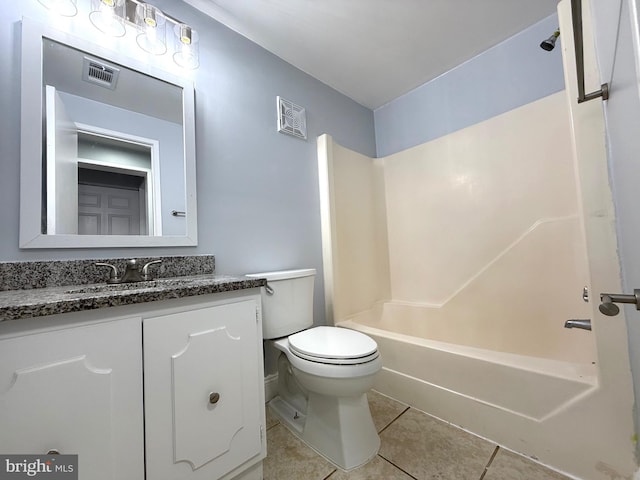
top-left (0, 266), bottom-right (266, 480)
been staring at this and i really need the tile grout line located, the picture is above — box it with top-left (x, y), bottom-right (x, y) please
top-left (265, 412), bottom-right (280, 432)
top-left (377, 405), bottom-right (411, 435)
top-left (378, 453), bottom-right (420, 480)
top-left (478, 445), bottom-right (500, 480)
top-left (266, 400), bottom-right (424, 480)
top-left (375, 406), bottom-right (417, 479)
top-left (322, 468), bottom-right (338, 480)
top-left (322, 405), bottom-right (413, 480)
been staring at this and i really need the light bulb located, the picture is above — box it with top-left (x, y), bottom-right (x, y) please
top-left (135, 3), bottom-right (167, 55)
top-left (89, 0), bottom-right (126, 37)
top-left (173, 24), bottom-right (199, 69)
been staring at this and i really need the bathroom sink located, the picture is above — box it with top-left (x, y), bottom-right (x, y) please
top-left (63, 278), bottom-right (201, 295)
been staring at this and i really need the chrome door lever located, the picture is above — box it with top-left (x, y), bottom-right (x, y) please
top-left (599, 289), bottom-right (640, 316)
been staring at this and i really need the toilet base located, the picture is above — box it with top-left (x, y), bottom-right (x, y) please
top-left (269, 396), bottom-right (306, 435)
top-left (268, 391), bottom-right (380, 471)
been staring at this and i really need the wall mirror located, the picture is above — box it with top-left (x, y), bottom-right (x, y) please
top-left (19, 19), bottom-right (197, 248)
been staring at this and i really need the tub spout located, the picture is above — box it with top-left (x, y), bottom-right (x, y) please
top-left (564, 319), bottom-right (591, 331)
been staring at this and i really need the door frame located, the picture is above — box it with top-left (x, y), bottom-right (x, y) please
top-left (75, 124), bottom-right (162, 236)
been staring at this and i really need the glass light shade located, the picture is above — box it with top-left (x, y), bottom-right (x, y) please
top-left (89, 0), bottom-right (126, 37)
top-left (135, 4), bottom-right (167, 55)
top-left (173, 24), bottom-right (200, 69)
top-left (38, 0), bottom-right (78, 17)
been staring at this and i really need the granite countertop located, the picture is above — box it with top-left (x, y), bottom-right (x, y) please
top-left (0, 274), bottom-right (267, 322)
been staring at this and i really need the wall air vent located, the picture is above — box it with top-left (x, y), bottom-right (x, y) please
top-left (82, 57), bottom-right (120, 90)
top-left (277, 96), bottom-right (307, 140)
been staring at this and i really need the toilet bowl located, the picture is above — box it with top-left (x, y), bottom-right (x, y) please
top-left (246, 269), bottom-right (382, 470)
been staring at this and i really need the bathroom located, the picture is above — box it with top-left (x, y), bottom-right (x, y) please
top-left (1, 0), bottom-right (640, 479)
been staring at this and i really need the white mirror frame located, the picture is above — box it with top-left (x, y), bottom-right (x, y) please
top-left (19, 18), bottom-right (198, 248)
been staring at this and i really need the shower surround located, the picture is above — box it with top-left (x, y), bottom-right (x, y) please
top-left (320, 91), bottom-right (593, 364)
top-left (318, 89), bottom-right (633, 479)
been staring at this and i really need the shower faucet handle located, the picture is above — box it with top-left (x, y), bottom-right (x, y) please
top-left (599, 289), bottom-right (640, 316)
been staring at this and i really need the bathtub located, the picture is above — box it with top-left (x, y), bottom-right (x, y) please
top-left (338, 303), bottom-right (597, 423)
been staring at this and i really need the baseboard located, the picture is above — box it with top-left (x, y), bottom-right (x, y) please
top-left (264, 373), bottom-right (279, 402)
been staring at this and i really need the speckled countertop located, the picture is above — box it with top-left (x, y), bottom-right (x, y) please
top-left (0, 274), bottom-right (266, 322)
top-left (0, 256), bottom-right (266, 322)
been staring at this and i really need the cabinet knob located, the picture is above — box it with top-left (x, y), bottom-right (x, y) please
top-left (47, 449), bottom-right (60, 455)
top-left (209, 392), bottom-right (220, 405)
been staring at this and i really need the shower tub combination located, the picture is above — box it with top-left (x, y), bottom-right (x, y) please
top-left (334, 301), bottom-right (609, 480)
top-left (339, 303), bottom-right (596, 425)
top-left (317, 59), bottom-right (635, 475)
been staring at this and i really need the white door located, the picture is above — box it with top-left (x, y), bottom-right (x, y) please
top-left (45, 85), bottom-right (78, 235)
top-left (78, 184), bottom-right (143, 235)
top-left (557, 1), bottom-right (637, 478)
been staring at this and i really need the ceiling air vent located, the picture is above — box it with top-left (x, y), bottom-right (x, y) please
top-left (82, 57), bottom-right (120, 90)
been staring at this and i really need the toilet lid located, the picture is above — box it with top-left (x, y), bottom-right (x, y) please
top-left (288, 326), bottom-right (378, 365)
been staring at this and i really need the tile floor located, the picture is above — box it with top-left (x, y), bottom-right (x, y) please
top-left (263, 390), bottom-right (573, 480)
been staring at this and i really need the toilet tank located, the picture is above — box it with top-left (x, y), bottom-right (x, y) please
top-left (246, 268), bottom-right (315, 339)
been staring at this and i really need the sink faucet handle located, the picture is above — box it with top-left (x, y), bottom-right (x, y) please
top-left (95, 263), bottom-right (121, 284)
top-left (142, 260), bottom-right (162, 281)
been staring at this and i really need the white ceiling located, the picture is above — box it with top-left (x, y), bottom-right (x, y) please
top-left (183, 0), bottom-right (559, 109)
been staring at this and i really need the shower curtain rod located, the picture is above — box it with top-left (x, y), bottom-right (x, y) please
top-left (571, 0), bottom-right (609, 103)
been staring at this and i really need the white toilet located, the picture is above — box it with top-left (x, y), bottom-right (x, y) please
top-left (246, 268), bottom-right (382, 471)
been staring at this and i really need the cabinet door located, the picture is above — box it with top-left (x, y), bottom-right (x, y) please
top-left (144, 299), bottom-right (265, 480)
top-left (0, 318), bottom-right (145, 480)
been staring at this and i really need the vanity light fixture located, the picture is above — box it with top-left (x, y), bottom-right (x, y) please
top-left (173, 23), bottom-right (199, 69)
top-left (135, 3), bottom-right (167, 55)
top-left (37, 0), bottom-right (78, 17)
top-left (38, 0), bottom-right (200, 70)
top-left (89, 0), bottom-right (126, 37)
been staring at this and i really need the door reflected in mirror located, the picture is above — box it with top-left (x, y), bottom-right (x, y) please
top-left (20, 19), bottom-right (197, 248)
top-left (76, 131), bottom-right (155, 236)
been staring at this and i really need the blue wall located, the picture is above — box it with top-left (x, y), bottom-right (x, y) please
top-left (0, 1), bottom-right (376, 324)
top-left (374, 14), bottom-right (565, 157)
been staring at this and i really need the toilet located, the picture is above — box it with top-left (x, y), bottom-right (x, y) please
top-left (246, 268), bottom-right (382, 471)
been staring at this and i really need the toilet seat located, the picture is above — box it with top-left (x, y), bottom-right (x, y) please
top-left (288, 326), bottom-right (379, 365)
top-left (273, 336), bottom-right (382, 379)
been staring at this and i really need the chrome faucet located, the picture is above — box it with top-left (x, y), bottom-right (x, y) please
top-left (120, 259), bottom-right (144, 283)
top-left (564, 319), bottom-right (592, 331)
top-left (141, 260), bottom-right (162, 281)
top-left (95, 262), bottom-right (121, 284)
top-left (95, 259), bottom-right (163, 283)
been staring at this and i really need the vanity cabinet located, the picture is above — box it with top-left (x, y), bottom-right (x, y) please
top-left (0, 291), bottom-right (266, 480)
top-left (144, 298), bottom-right (265, 480)
top-left (0, 317), bottom-right (145, 480)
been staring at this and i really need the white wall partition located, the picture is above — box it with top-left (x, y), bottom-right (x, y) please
top-left (321, 91), bottom-right (595, 364)
top-left (318, 135), bottom-right (390, 324)
top-left (382, 91), bottom-right (594, 364)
